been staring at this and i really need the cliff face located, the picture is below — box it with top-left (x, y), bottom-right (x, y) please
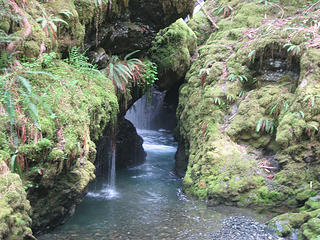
top-left (0, 0), bottom-right (195, 237)
top-left (149, 0), bottom-right (320, 239)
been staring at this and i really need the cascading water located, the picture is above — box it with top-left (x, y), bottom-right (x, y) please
top-left (88, 137), bottom-right (119, 199)
top-left (125, 87), bottom-right (177, 130)
top-left (108, 147), bottom-right (116, 189)
top-left (125, 88), bottom-right (166, 130)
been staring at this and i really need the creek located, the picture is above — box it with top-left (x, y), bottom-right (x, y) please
top-left (39, 128), bottom-right (271, 240)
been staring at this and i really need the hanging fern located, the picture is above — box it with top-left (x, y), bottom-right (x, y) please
top-left (105, 50), bottom-right (145, 92)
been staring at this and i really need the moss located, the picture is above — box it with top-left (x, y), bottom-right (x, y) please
top-left (177, 0), bottom-right (320, 220)
top-left (187, 11), bottom-right (211, 45)
top-left (149, 18), bottom-right (197, 90)
top-left (0, 21), bottom-right (10, 33)
top-left (0, 168), bottom-right (32, 239)
top-left (302, 218), bottom-right (320, 240)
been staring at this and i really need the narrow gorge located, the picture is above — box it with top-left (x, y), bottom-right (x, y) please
top-left (0, 0), bottom-right (320, 240)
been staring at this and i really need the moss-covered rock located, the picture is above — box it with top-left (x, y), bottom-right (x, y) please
top-left (0, 161), bottom-right (33, 240)
top-left (149, 18), bottom-right (197, 90)
top-left (268, 194), bottom-right (320, 239)
top-left (175, 1), bottom-right (320, 233)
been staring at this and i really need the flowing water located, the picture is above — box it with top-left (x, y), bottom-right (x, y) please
top-left (40, 129), bottom-right (270, 240)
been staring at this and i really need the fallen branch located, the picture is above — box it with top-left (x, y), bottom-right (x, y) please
top-left (303, 0), bottom-right (320, 13)
top-left (196, 0), bottom-right (219, 29)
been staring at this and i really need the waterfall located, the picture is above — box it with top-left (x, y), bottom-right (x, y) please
top-left (108, 145), bottom-right (116, 189)
top-left (184, 0), bottom-right (205, 22)
top-left (125, 88), bottom-right (166, 130)
top-left (89, 135), bottom-right (118, 199)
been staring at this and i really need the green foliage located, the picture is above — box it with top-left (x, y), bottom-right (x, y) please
top-left (0, 30), bottom-right (17, 45)
top-left (228, 73), bottom-right (248, 82)
top-left (284, 42), bottom-right (301, 56)
top-left (104, 50), bottom-right (145, 92)
top-left (214, 96), bottom-right (222, 105)
top-left (248, 50), bottom-right (256, 62)
top-left (291, 110), bottom-right (305, 120)
top-left (66, 47), bottom-right (100, 74)
top-left (269, 101), bottom-right (290, 117)
top-left (258, 0), bottom-right (280, 7)
top-left (140, 60), bottom-right (158, 90)
top-left (238, 90), bottom-right (247, 98)
top-left (256, 117), bottom-right (275, 134)
top-left (36, 8), bottom-right (69, 43)
top-left (214, 5), bottom-right (233, 18)
top-left (0, 63), bottom-right (56, 175)
top-left (303, 94), bottom-right (320, 107)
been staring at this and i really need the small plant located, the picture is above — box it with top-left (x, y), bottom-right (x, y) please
top-left (66, 47), bottom-right (99, 74)
top-left (291, 111), bottom-right (305, 120)
top-left (228, 73), bottom-right (248, 82)
top-left (199, 68), bottom-right (210, 87)
top-left (258, 0), bottom-right (280, 7)
top-left (0, 62), bottom-right (56, 175)
top-left (214, 5), bottom-right (233, 18)
top-left (36, 8), bottom-right (69, 43)
top-left (226, 94), bottom-right (235, 103)
top-left (140, 60), bottom-right (158, 93)
top-left (284, 42), bottom-right (301, 56)
top-left (303, 94), bottom-right (320, 107)
top-left (306, 122), bottom-right (319, 137)
top-left (214, 97), bottom-right (222, 105)
top-left (248, 50), bottom-right (256, 63)
top-left (238, 90), bottom-right (247, 98)
top-left (105, 50), bottom-right (145, 92)
top-left (256, 117), bottom-right (275, 134)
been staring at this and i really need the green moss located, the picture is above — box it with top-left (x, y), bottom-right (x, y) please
top-left (187, 11), bottom-right (211, 45)
top-left (302, 218), bottom-right (320, 240)
top-left (0, 169), bottom-right (32, 239)
top-left (149, 18), bottom-right (197, 90)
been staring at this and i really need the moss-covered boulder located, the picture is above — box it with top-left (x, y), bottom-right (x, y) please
top-left (268, 194), bottom-right (320, 239)
top-left (149, 18), bottom-right (197, 90)
top-left (0, 161), bottom-right (33, 240)
top-left (175, 0), bottom-right (320, 219)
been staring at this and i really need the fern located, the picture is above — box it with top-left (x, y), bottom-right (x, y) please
top-left (36, 8), bottom-right (69, 43)
top-left (105, 50), bottom-right (146, 92)
top-left (66, 47), bottom-right (100, 74)
top-left (0, 63), bottom-right (56, 174)
top-left (248, 50), bottom-right (256, 62)
top-left (284, 42), bottom-right (301, 56)
top-left (256, 117), bottom-right (275, 134)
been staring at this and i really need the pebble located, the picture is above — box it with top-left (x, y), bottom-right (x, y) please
top-left (210, 216), bottom-right (281, 240)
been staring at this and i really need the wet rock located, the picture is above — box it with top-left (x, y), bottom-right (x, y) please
top-left (116, 119), bottom-right (146, 168)
top-left (84, 0), bottom-right (195, 55)
top-left (88, 48), bottom-right (110, 69)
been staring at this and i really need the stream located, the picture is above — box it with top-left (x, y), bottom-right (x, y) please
top-left (39, 129), bottom-right (273, 240)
